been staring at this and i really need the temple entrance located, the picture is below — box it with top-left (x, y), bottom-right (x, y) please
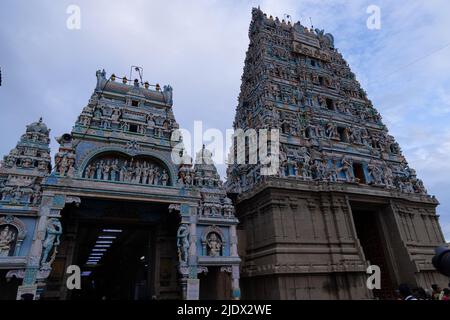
top-left (199, 267), bottom-right (232, 300)
top-left (71, 224), bottom-right (153, 300)
top-left (350, 204), bottom-right (396, 299)
top-left (0, 270), bottom-right (21, 300)
top-left (42, 198), bottom-right (181, 300)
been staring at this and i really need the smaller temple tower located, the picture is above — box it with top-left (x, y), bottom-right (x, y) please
top-left (0, 118), bottom-right (52, 299)
top-left (176, 145), bottom-right (241, 299)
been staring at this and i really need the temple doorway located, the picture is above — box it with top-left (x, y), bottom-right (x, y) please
top-left (0, 270), bottom-right (21, 300)
top-left (71, 225), bottom-right (153, 300)
top-left (199, 267), bottom-right (232, 300)
top-left (351, 204), bottom-right (397, 299)
top-left (42, 198), bottom-right (180, 300)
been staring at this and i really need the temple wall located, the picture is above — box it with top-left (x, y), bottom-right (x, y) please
top-left (236, 187), bottom-right (375, 299)
top-left (389, 200), bottom-right (448, 288)
top-left (236, 185), bottom-right (447, 299)
top-left (241, 273), bottom-right (371, 300)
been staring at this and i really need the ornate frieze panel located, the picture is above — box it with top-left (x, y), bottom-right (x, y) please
top-left (0, 176), bottom-right (42, 206)
top-left (82, 153), bottom-right (170, 186)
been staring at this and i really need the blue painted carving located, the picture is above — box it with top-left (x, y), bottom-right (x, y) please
top-left (77, 146), bottom-right (178, 185)
top-left (52, 195), bottom-right (66, 209)
top-left (177, 224), bottom-right (190, 266)
top-left (40, 218), bottom-right (62, 265)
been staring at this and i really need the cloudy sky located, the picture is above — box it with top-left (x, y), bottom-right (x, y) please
top-left (1, 0), bottom-right (449, 239)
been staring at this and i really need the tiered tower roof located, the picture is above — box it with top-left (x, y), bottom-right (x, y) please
top-left (0, 118), bottom-right (51, 207)
top-left (227, 8), bottom-right (430, 200)
top-left (1, 118), bottom-right (51, 174)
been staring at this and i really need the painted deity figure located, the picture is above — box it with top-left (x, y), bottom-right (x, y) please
top-left (328, 161), bottom-right (339, 182)
top-left (141, 164), bottom-right (149, 184)
top-left (293, 162), bottom-right (299, 176)
top-left (176, 224), bottom-right (190, 265)
top-left (185, 173), bottom-right (192, 186)
top-left (59, 156), bottom-right (69, 176)
top-left (11, 187), bottom-right (23, 204)
top-left (134, 164), bottom-right (142, 184)
top-left (325, 121), bottom-right (338, 139)
top-left (146, 115), bottom-right (155, 129)
top-left (5, 156), bottom-right (15, 167)
top-left (66, 157), bottom-right (75, 178)
top-left (348, 127), bottom-right (360, 144)
top-left (93, 107), bottom-right (102, 119)
top-left (315, 159), bottom-right (328, 181)
top-left (102, 160), bottom-right (111, 181)
top-left (301, 161), bottom-right (311, 179)
top-left (84, 164), bottom-right (94, 179)
top-left (0, 226), bottom-right (16, 257)
top-left (154, 168), bottom-right (161, 185)
top-left (96, 161), bottom-right (103, 180)
top-left (383, 165), bottom-right (394, 188)
top-left (318, 96), bottom-right (326, 108)
top-left (38, 161), bottom-right (47, 172)
top-left (161, 170), bottom-right (169, 186)
top-left (41, 218), bottom-right (62, 265)
top-left (340, 156), bottom-right (354, 182)
top-left (111, 108), bottom-right (121, 122)
top-left (368, 162), bottom-right (383, 185)
top-left (309, 122), bottom-right (323, 139)
top-left (147, 165), bottom-right (155, 185)
top-left (414, 179), bottom-right (427, 194)
top-left (110, 159), bottom-right (119, 181)
top-left (22, 158), bottom-right (32, 168)
top-left (207, 233), bottom-right (222, 257)
top-left (1, 187), bottom-right (13, 202)
top-left (31, 185), bottom-right (42, 205)
top-left (119, 160), bottom-right (128, 182)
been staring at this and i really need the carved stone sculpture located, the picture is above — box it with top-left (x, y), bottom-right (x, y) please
top-left (41, 218), bottom-right (62, 265)
top-left (84, 156), bottom-right (170, 186)
top-left (0, 225), bottom-right (16, 257)
top-left (206, 232), bottom-right (222, 257)
top-left (177, 224), bottom-right (190, 265)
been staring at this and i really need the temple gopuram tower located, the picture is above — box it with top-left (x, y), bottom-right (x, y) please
top-left (227, 8), bottom-right (447, 299)
top-left (0, 70), bottom-right (240, 300)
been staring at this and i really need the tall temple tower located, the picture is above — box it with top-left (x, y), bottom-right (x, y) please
top-left (227, 8), bottom-right (447, 299)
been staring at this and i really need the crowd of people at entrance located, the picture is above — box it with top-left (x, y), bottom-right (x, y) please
top-left (397, 283), bottom-right (450, 300)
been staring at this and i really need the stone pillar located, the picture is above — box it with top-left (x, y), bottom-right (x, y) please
top-left (230, 225), bottom-right (238, 257)
top-left (188, 220), bottom-right (197, 261)
top-left (22, 256), bottom-right (40, 286)
top-left (19, 211), bottom-right (49, 297)
top-left (179, 278), bottom-right (188, 300)
top-left (187, 211), bottom-right (199, 300)
top-left (177, 203), bottom-right (200, 300)
top-left (13, 240), bottom-right (24, 257)
top-left (18, 194), bottom-right (80, 300)
top-left (231, 265), bottom-right (241, 300)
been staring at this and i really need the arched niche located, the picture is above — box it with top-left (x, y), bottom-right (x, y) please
top-left (201, 225), bottom-right (226, 257)
top-left (0, 216), bottom-right (27, 257)
top-left (81, 151), bottom-right (173, 186)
